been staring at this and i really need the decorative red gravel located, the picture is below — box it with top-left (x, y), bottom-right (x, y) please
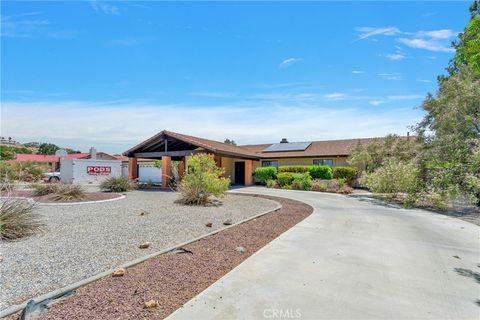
top-left (34, 195), bottom-right (313, 320)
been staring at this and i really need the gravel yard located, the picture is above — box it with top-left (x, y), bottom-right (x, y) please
top-left (0, 191), bottom-right (279, 311)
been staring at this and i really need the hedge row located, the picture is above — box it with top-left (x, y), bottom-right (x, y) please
top-left (279, 165), bottom-right (332, 180)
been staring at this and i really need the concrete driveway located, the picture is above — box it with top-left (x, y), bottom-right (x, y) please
top-left (168, 187), bottom-right (479, 320)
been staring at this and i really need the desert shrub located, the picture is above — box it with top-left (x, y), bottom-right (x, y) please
top-left (51, 184), bottom-right (86, 201)
top-left (361, 159), bottom-right (420, 195)
top-left (4, 161), bottom-right (48, 182)
top-left (100, 176), bottom-right (135, 192)
top-left (309, 165), bottom-right (333, 180)
top-left (0, 162), bottom-right (14, 181)
top-left (254, 167), bottom-right (277, 185)
top-left (278, 165), bottom-right (310, 173)
top-left (310, 180), bottom-right (328, 192)
top-left (178, 154), bottom-right (230, 205)
top-left (266, 179), bottom-right (279, 188)
top-left (333, 167), bottom-right (358, 185)
top-left (291, 173), bottom-right (312, 190)
top-left (277, 172), bottom-right (295, 187)
top-left (33, 183), bottom-right (59, 196)
top-left (338, 185), bottom-right (354, 194)
top-left (0, 199), bottom-right (42, 241)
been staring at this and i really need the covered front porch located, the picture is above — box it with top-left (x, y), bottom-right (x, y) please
top-left (123, 130), bottom-right (260, 187)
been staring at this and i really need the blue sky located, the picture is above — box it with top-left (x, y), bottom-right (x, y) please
top-left (1, 1), bottom-right (472, 153)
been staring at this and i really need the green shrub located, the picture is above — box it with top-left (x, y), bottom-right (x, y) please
top-left (178, 154), bottom-right (230, 205)
top-left (254, 167), bottom-right (277, 185)
top-left (51, 184), bottom-right (86, 202)
top-left (0, 199), bottom-right (43, 241)
top-left (291, 173), bottom-right (312, 190)
top-left (277, 172), bottom-right (295, 187)
top-left (310, 180), bottom-right (327, 192)
top-left (333, 166), bottom-right (358, 185)
top-left (266, 179), bottom-right (278, 188)
top-left (100, 176), bottom-right (135, 192)
top-left (309, 165), bottom-right (333, 180)
top-left (361, 159), bottom-right (420, 195)
top-left (33, 183), bottom-right (59, 196)
top-left (278, 165), bottom-right (310, 173)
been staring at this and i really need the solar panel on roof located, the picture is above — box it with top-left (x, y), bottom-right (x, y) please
top-left (263, 141), bottom-right (312, 152)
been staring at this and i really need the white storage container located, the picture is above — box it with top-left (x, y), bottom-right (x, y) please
top-left (60, 159), bottom-right (122, 184)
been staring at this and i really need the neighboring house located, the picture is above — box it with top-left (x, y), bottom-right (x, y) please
top-left (124, 130), bottom-right (405, 187)
top-left (13, 149), bottom-right (121, 171)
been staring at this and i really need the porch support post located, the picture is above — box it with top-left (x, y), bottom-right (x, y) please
top-left (178, 157), bottom-right (186, 177)
top-left (244, 159), bottom-right (253, 186)
top-left (128, 157), bottom-right (138, 180)
top-left (162, 156), bottom-right (171, 187)
top-left (214, 154), bottom-right (222, 168)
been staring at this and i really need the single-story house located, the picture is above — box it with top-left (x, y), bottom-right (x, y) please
top-left (124, 130), bottom-right (403, 187)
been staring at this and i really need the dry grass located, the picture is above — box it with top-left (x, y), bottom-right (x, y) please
top-left (0, 199), bottom-right (43, 241)
top-left (50, 184), bottom-right (86, 202)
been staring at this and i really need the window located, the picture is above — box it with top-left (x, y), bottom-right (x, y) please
top-left (313, 159), bottom-right (334, 167)
top-left (262, 160), bottom-right (279, 168)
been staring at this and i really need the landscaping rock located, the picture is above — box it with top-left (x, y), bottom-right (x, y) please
top-left (205, 222), bottom-right (213, 228)
top-left (235, 246), bottom-right (246, 253)
top-left (139, 211), bottom-right (149, 216)
top-left (139, 241), bottom-right (151, 249)
top-left (223, 219), bottom-right (232, 226)
top-left (143, 300), bottom-right (159, 309)
top-left (112, 268), bottom-right (126, 277)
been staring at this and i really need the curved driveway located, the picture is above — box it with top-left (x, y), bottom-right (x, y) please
top-left (168, 187), bottom-right (479, 320)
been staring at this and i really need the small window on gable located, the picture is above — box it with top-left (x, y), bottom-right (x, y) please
top-left (262, 160), bottom-right (279, 169)
top-left (313, 159), bottom-right (334, 167)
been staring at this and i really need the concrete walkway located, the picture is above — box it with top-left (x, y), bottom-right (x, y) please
top-left (167, 187), bottom-right (480, 320)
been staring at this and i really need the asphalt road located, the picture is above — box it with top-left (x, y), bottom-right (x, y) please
top-left (168, 187), bottom-right (480, 320)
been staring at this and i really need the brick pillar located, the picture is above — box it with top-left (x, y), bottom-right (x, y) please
top-left (162, 156), bottom-right (171, 187)
top-left (128, 157), bottom-right (138, 180)
top-left (178, 157), bottom-right (186, 177)
top-left (244, 160), bottom-right (253, 186)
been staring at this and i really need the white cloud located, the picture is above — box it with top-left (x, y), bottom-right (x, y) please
top-left (1, 101), bottom-right (423, 153)
top-left (106, 37), bottom-right (142, 46)
top-left (90, 1), bottom-right (120, 15)
top-left (387, 95), bottom-right (423, 100)
top-left (377, 73), bottom-right (402, 81)
top-left (397, 38), bottom-right (454, 53)
top-left (356, 26), bottom-right (401, 40)
top-left (417, 79), bottom-right (431, 83)
top-left (187, 91), bottom-right (234, 98)
top-left (322, 92), bottom-right (347, 100)
top-left (351, 70), bottom-right (365, 74)
top-left (279, 57), bottom-right (301, 68)
top-left (369, 100), bottom-right (388, 106)
top-left (385, 53), bottom-right (406, 61)
top-left (415, 29), bottom-right (457, 39)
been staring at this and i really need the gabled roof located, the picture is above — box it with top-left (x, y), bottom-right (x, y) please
top-left (123, 130), bottom-right (260, 159)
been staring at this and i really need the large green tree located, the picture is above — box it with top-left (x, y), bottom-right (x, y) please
top-left (38, 143), bottom-right (60, 155)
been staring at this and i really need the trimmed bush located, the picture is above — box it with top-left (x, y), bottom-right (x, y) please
top-left (277, 172), bottom-right (295, 187)
top-left (291, 173), bottom-right (312, 191)
top-left (100, 176), bottom-right (135, 192)
top-left (51, 184), bottom-right (86, 202)
top-left (178, 154), bottom-right (230, 205)
top-left (33, 183), bottom-right (59, 196)
top-left (0, 199), bottom-right (42, 241)
top-left (333, 166), bottom-right (358, 185)
top-left (309, 165), bottom-right (333, 180)
top-left (266, 179), bottom-right (279, 188)
top-left (278, 165), bottom-right (310, 173)
top-left (254, 167), bottom-right (277, 185)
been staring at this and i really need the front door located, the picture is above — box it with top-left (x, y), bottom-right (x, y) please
top-left (234, 162), bottom-right (245, 185)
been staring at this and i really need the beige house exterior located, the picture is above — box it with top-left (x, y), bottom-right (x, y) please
top-left (123, 130), bottom-right (394, 187)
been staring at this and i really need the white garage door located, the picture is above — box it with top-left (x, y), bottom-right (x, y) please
top-left (138, 164), bottom-right (162, 183)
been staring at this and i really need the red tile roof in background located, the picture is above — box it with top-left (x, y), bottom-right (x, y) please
top-left (14, 154), bottom-right (59, 162)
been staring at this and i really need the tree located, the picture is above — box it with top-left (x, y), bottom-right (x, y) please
top-left (224, 138), bottom-right (236, 145)
top-left (38, 143), bottom-right (60, 155)
top-left (448, 0), bottom-right (480, 77)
